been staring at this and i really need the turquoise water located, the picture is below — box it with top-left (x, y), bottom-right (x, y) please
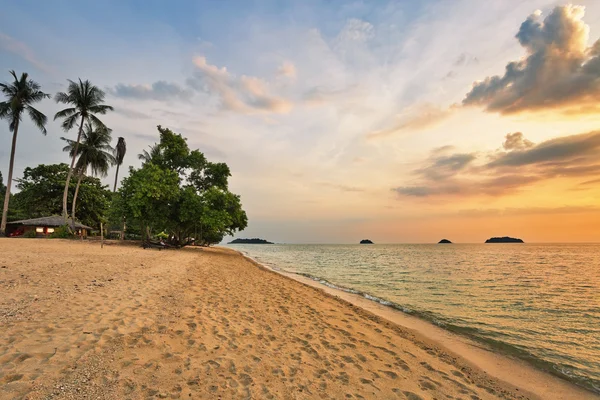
top-left (227, 243), bottom-right (600, 394)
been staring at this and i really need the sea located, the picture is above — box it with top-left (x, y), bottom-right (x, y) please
top-left (226, 243), bottom-right (600, 394)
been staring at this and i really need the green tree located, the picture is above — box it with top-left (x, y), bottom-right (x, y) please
top-left (117, 125), bottom-right (247, 245)
top-left (0, 71), bottom-right (50, 236)
top-left (54, 79), bottom-right (113, 222)
top-left (11, 163), bottom-right (111, 228)
top-left (62, 122), bottom-right (115, 223)
top-left (113, 137), bottom-right (126, 192)
top-left (138, 143), bottom-right (161, 164)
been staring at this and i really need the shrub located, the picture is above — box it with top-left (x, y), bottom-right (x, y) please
top-left (50, 225), bottom-right (72, 239)
top-left (23, 230), bottom-right (37, 238)
top-left (156, 231), bottom-right (169, 240)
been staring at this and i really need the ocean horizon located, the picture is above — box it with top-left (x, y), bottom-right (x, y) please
top-left (227, 243), bottom-right (600, 395)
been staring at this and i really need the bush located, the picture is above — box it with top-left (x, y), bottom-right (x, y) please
top-left (23, 230), bottom-right (37, 238)
top-left (49, 225), bottom-right (72, 239)
top-left (156, 231), bottom-right (169, 240)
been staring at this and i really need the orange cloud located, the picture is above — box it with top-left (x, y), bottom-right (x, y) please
top-left (463, 5), bottom-right (600, 115)
top-left (394, 130), bottom-right (600, 198)
top-left (366, 103), bottom-right (457, 139)
top-left (189, 56), bottom-right (292, 114)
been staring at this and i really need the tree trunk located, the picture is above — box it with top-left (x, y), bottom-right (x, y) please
top-left (62, 114), bottom-right (85, 222)
top-left (71, 167), bottom-right (84, 230)
top-left (0, 120), bottom-right (19, 236)
top-left (113, 163), bottom-right (120, 192)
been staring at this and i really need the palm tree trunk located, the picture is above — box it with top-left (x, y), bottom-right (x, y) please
top-left (113, 163), bottom-right (120, 192)
top-left (62, 115), bottom-right (85, 222)
top-left (71, 167), bottom-right (85, 227)
top-left (0, 120), bottom-right (19, 236)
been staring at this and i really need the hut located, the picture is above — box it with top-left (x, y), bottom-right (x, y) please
top-left (6, 216), bottom-right (92, 238)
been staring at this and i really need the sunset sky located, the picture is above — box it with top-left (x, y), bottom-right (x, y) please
top-left (2, 0), bottom-right (600, 243)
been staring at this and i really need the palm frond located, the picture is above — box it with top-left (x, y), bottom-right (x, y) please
top-left (54, 107), bottom-right (77, 120)
top-left (54, 91), bottom-right (71, 104)
top-left (26, 105), bottom-right (48, 135)
top-left (60, 113), bottom-right (80, 131)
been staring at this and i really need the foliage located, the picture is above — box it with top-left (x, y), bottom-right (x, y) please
top-left (10, 163), bottom-right (111, 229)
top-left (54, 78), bottom-right (113, 219)
top-left (62, 122), bottom-right (115, 178)
top-left (49, 225), bottom-right (72, 238)
top-left (0, 70), bottom-right (50, 235)
top-left (116, 125), bottom-right (247, 245)
top-left (156, 231), bottom-right (169, 239)
top-left (0, 70), bottom-right (50, 134)
top-left (23, 230), bottom-right (36, 238)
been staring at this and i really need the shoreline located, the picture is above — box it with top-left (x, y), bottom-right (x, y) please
top-left (1, 239), bottom-right (597, 399)
top-left (232, 248), bottom-right (598, 399)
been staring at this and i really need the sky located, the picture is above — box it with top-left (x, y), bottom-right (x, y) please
top-left (2, 0), bottom-right (600, 243)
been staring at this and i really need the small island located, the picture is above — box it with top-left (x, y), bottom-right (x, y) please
top-left (438, 239), bottom-right (452, 244)
top-left (228, 238), bottom-right (274, 244)
top-left (360, 239), bottom-right (374, 244)
top-left (485, 237), bottom-right (524, 243)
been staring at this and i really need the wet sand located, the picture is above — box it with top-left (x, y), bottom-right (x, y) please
top-left (0, 239), bottom-right (594, 399)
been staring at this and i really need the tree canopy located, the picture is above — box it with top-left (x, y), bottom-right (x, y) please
top-left (115, 126), bottom-right (247, 245)
top-left (10, 163), bottom-right (111, 228)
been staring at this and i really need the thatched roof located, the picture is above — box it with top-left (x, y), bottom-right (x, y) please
top-left (8, 216), bottom-right (93, 230)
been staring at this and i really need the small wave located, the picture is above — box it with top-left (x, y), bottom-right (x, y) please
top-left (241, 252), bottom-right (600, 395)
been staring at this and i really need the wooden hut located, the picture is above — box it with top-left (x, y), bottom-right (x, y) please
top-left (6, 216), bottom-right (92, 238)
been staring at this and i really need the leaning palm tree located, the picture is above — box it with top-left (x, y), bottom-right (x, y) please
top-left (62, 122), bottom-right (115, 224)
top-left (113, 137), bottom-right (126, 192)
top-left (138, 143), bottom-right (161, 163)
top-left (54, 79), bottom-right (113, 222)
top-left (0, 71), bottom-right (50, 236)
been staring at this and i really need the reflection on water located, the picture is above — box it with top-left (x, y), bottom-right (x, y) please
top-left (228, 243), bottom-right (600, 393)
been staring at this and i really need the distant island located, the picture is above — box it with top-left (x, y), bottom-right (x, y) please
top-left (485, 237), bottom-right (524, 243)
top-left (360, 239), bottom-right (374, 244)
top-left (438, 239), bottom-right (452, 244)
top-left (228, 238), bottom-right (274, 244)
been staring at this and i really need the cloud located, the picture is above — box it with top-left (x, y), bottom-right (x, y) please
top-left (367, 103), bottom-right (456, 139)
top-left (0, 32), bottom-right (51, 74)
top-left (463, 5), bottom-right (600, 114)
top-left (502, 132), bottom-right (534, 150)
top-left (109, 81), bottom-right (193, 101)
top-left (335, 19), bottom-right (375, 43)
top-left (453, 52), bottom-right (479, 67)
top-left (189, 56), bottom-right (292, 114)
top-left (277, 61), bottom-right (297, 80)
top-left (114, 107), bottom-right (151, 119)
top-left (394, 130), bottom-right (600, 198)
top-left (318, 182), bottom-right (364, 192)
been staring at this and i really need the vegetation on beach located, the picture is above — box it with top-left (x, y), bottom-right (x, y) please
top-left (0, 71), bottom-right (50, 236)
top-left (0, 70), bottom-right (248, 244)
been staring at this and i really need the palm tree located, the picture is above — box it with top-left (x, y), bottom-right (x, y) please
top-left (62, 122), bottom-right (115, 224)
top-left (113, 137), bottom-right (126, 192)
top-left (0, 71), bottom-right (50, 236)
top-left (138, 143), bottom-right (161, 163)
top-left (54, 79), bottom-right (113, 222)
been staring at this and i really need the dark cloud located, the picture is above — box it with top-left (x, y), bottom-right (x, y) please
top-left (487, 131), bottom-right (600, 168)
top-left (463, 5), bottom-right (600, 114)
top-left (503, 132), bottom-right (533, 150)
top-left (109, 81), bottom-right (193, 101)
top-left (415, 153), bottom-right (476, 181)
top-left (394, 130), bottom-right (600, 198)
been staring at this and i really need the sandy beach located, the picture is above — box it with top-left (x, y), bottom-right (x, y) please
top-left (0, 239), bottom-right (595, 400)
